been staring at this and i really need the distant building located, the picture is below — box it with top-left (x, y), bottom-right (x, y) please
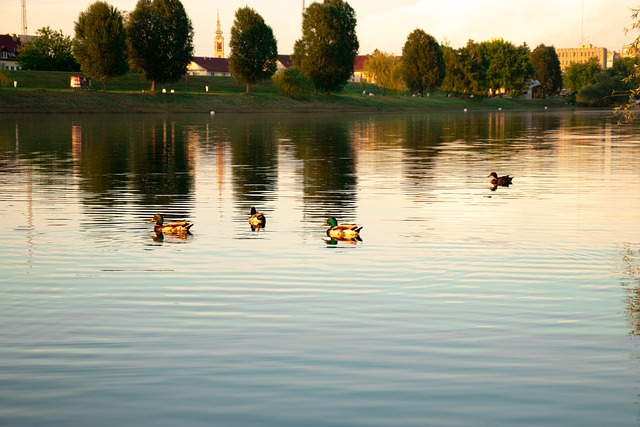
top-left (0, 34), bottom-right (22, 70)
top-left (213, 12), bottom-right (224, 58)
top-left (349, 55), bottom-right (371, 83)
top-left (276, 55), bottom-right (292, 72)
top-left (556, 44), bottom-right (607, 71)
top-left (187, 57), bottom-right (230, 76)
top-left (606, 50), bottom-right (620, 69)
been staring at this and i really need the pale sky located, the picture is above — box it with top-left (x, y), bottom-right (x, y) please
top-left (4, 0), bottom-right (638, 57)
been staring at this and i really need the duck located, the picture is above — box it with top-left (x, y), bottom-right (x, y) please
top-left (148, 213), bottom-right (193, 235)
top-left (323, 217), bottom-right (362, 241)
top-left (248, 207), bottom-right (266, 229)
top-left (488, 171), bottom-right (513, 186)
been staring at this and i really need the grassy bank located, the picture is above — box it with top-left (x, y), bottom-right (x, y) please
top-left (0, 70), bottom-right (572, 114)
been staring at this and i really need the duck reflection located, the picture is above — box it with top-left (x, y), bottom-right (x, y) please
top-left (323, 236), bottom-right (362, 246)
top-left (151, 232), bottom-right (192, 243)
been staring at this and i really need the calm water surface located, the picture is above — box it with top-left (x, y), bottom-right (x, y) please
top-left (1, 110), bottom-right (640, 426)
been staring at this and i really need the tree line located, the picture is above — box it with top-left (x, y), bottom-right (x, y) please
top-left (12, 0), bottom-right (640, 107)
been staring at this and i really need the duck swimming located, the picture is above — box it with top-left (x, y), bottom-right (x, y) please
top-left (323, 217), bottom-right (362, 241)
top-left (488, 172), bottom-right (513, 186)
top-left (148, 213), bottom-right (193, 235)
top-left (248, 207), bottom-right (266, 229)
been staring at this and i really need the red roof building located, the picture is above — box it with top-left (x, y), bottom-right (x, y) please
top-left (0, 34), bottom-right (22, 70)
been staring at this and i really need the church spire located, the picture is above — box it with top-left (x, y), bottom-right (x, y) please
top-left (214, 10), bottom-right (224, 58)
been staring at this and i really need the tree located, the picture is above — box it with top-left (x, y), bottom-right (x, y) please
top-left (18, 27), bottom-right (79, 71)
top-left (617, 6), bottom-right (640, 122)
top-left (272, 67), bottom-right (313, 100)
top-left (529, 44), bottom-right (562, 97)
top-left (228, 7), bottom-right (278, 94)
top-left (440, 45), bottom-right (462, 95)
top-left (364, 50), bottom-right (400, 95)
top-left (577, 57), bottom-right (639, 107)
top-left (126, 0), bottom-right (194, 92)
top-left (564, 58), bottom-right (601, 94)
top-left (457, 40), bottom-right (488, 96)
top-left (400, 29), bottom-right (444, 96)
top-left (292, 0), bottom-right (359, 94)
top-left (73, 1), bottom-right (128, 91)
top-left (483, 39), bottom-right (533, 96)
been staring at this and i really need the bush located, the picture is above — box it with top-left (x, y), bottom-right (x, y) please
top-left (0, 69), bottom-right (12, 86)
top-left (272, 68), bottom-right (313, 100)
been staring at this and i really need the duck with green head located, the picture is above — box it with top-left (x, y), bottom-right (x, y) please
top-left (148, 213), bottom-right (193, 235)
top-left (323, 217), bottom-right (362, 241)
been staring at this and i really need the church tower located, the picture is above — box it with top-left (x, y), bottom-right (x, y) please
top-left (214, 11), bottom-right (224, 58)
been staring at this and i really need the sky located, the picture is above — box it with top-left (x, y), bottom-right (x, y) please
top-left (4, 0), bottom-right (638, 57)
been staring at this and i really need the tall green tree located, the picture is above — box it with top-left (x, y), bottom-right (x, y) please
top-left (228, 7), bottom-right (278, 94)
top-left (18, 27), bottom-right (79, 71)
top-left (292, 0), bottom-right (359, 94)
top-left (564, 58), bottom-right (601, 94)
top-left (482, 39), bottom-right (532, 96)
top-left (458, 40), bottom-right (488, 96)
top-left (73, 1), bottom-right (128, 91)
top-left (400, 29), bottom-right (444, 96)
top-left (126, 0), bottom-right (194, 92)
top-left (529, 44), bottom-right (562, 97)
top-left (440, 45), bottom-right (462, 95)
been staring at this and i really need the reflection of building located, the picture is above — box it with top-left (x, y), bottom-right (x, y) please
top-left (214, 11), bottom-right (224, 58)
top-left (556, 44), bottom-right (607, 71)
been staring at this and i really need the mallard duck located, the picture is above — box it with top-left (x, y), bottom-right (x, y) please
top-left (488, 172), bottom-right (513, 186)
top-left (323, 217), bottom-right (362, 241)
top-left (248, 207), bottom-right (266, 229)
top-left (148, 213), bottom-right (193, 235)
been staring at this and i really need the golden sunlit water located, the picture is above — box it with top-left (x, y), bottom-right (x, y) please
top-left (1, 110), bottom-right (640, 426)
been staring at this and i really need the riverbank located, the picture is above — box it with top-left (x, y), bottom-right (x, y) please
top-left (0, 88), bottom-right (573, 114)
top-left (0, 70), bottom-right (573, 114)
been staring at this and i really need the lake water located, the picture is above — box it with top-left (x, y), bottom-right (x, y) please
top-left (1, 110), bottom-right (640, 426)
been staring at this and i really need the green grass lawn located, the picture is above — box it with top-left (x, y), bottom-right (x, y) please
top-left (0, 70), bottom-right (572, 114)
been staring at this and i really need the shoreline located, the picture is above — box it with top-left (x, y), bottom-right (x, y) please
top-left (0, 88), bottom-right (575, 115)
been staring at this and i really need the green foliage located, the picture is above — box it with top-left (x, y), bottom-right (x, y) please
top-left (616, 7), bottom-right (640, 123)
top-left (577, 57), bottom-right (640, 107)
top-left (272, 67), bottom-right (313, 100)
top-left (400, 29), bottom-right (445, 96)
top-left (564, 58), bottom-right (601, 94)
top-left (292, 0), bottom-right (359, 94)
top-left (0, 69), bottom-right (12, 86)
top-left (228, 7), bottom-right (278, 94)
top-left (364, 49), bottom-right (404, 95)
top-left (482, 39), bottom-right (533, 96)
top-left (18, 27), bottom-right (80, 71)
top-left (73, 1), bottom-right (128, 90)
top-left (440, 45), bottom-right (460, 95)
top-left (529, 44), bottom-right (562, 97)
top-left (454, 40), bottom-right (488, 96)
top-left (126, 0), bottom-right (194, 92)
